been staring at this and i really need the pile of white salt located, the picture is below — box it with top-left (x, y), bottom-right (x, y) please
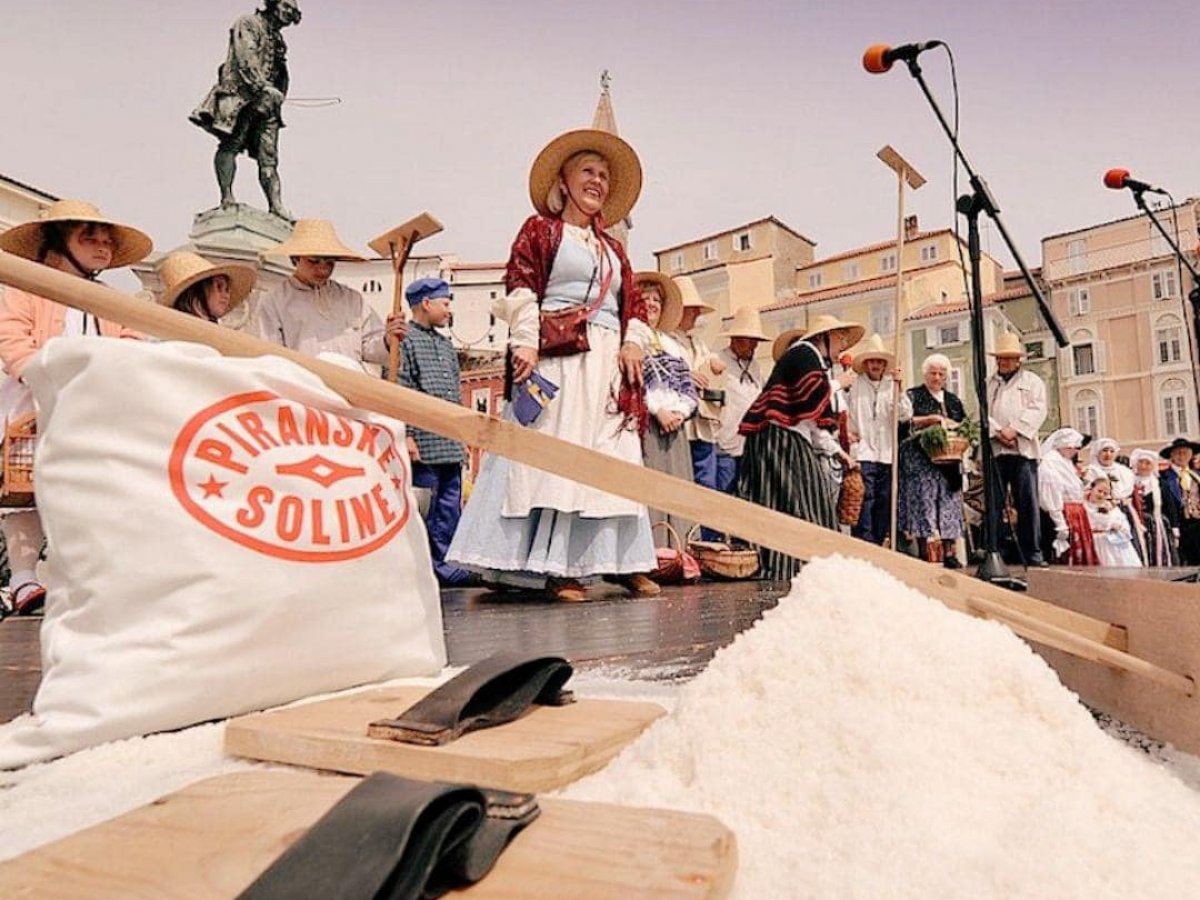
top-left (564, 555), bottom-right (1200, 899)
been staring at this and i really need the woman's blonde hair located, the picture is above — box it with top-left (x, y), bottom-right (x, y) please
top-left (545, 150), bottom-right (608, 216)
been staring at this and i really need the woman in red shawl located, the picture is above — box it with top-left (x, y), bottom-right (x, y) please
top-left (446, 129), bottom-right (658, 601)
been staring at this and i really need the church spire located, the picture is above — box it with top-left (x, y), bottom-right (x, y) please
top-left (590, 70), bottom-right (631, 247)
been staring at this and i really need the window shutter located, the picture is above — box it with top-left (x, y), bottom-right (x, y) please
top-left (1095, 339), bottom-right (1107, 374)
top-left (1058, 345), bottom-right (1073, 378)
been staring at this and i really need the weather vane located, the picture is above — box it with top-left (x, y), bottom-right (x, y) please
top-left (600, 69), bottom-right (611, 93)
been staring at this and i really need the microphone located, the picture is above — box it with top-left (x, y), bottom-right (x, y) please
top-left (863, 41), bottom-right (944, 74)
top-left (1103, 168), bottom-right (1168, 195)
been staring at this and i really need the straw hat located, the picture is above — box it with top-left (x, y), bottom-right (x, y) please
top-left (774, 313), bottom-right (864, 362)
top-left (266, 218), bottom-right (366, 261)
top-left (674, 275), bottom-right (715, 317)
top-left (718, 306), bottom-right (768, 342)
top-left (988, 331), bottom-right (1026, 358)
top-left (157, 251), bottom-right (256, 311)
top-left (851, 333), bottom-right (896, 373)
top-left (771, 327), bottom-right (807, 362)
top-left (0, 199), bottom-right (152, 269)
top-left (528, 128), bottom-right (643, 225)
top-left (635, 271), bottom-right (683, 334)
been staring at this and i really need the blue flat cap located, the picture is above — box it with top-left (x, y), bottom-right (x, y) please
top-left (405, 277), bottom-right (452, 306)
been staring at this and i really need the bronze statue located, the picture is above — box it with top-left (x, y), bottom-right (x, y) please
top-left (189, 0), bottom-right (303, 220)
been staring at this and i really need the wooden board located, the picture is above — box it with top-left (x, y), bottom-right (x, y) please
top-left (1025, 568), bottom-right (1200, 755)
top-left (0, 770), bottom-right (737, 899)
top-left (226, 686), bottom-right (665, 793)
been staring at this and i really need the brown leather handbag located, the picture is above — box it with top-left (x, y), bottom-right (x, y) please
top-left (538, 247), bottom-right (614, 358)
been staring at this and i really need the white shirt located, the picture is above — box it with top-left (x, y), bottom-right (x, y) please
top-left (1084, 461), bottom-right (1136, 503)
top-left (987, 367), bottom-right (1048, 460)
top-left (258, 276), bottom-right (388, 368)
top-left (1038, 451), bottom-right (1085, 533)
top-left (714, 346), bottom-right (763, 457)
top-left (846, 374), bottom-right (912, 463)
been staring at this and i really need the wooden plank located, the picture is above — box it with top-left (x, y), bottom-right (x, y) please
top-left (1025, 568), bottom-right (1200, 755)
top-left (225, 687), bottom-right (665, 792)
top-left (0, 251), bottom-right (1188, 693)
top-left (0, 770), bottom-right (737, 900)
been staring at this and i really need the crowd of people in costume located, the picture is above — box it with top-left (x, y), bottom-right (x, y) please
top-left (1, 126), bottom-right (1198, 611)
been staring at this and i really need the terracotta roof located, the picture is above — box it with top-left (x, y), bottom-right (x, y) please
top-left (795, 229), bottom-right (962, 271)
top-left (1042, 198), bottom-right (1197, 243)
top-left (762, 259), bottom-right (956, 312)
top-left (654, 215), bottom-right (816, 256)
top-left (905, 300), bottom-right (972, 321)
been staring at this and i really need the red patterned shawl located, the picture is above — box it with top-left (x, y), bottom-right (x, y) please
top-left (738, 342), bottom-right (838, 435)
top-left (505, 214), bottom-right (648, 431)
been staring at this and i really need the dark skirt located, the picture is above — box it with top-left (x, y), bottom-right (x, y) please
top-left (643, 419), bottom-right (695, 547)
top-left (736, 424), bottom-right (837, 581)
top-left (898, 442), bottom-right (964, 540)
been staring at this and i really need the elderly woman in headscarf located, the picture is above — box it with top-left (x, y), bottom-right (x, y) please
top-left (1037, 427), bottom-right (1098, 565)
top-left (898, 353), bottom-right (966, 568)
top-left (736, 314), bottom-right (863, 580)
top-left (635, 271), bottom-right (697, 546)
top-left (1083, 437), bottom-right (1144, 562)
top-left (446, 129), bottom-right (658, 602)
top-left (1130, 448), bottom-right (1178, 567)
top-left (0, 200), bottom-right (151, 615)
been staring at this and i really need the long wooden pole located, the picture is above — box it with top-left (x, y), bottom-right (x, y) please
top-left (888, 168), bottom-right (908, 549)
top-left (0, 250), bottom-right (1192, 696)
top-left (384, 232), bottom-right (417, 384)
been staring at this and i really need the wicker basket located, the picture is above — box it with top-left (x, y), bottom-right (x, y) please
top-left (929, 435), bottom-right (970, 465)
top-left (686, 525), bottom-right (760, 581)
top-left (649, 521), bottom-right (700, 585)
top-left (837, 468), bottom-right (865, 525)
top-left (1, 413), bottom-right (36, 507)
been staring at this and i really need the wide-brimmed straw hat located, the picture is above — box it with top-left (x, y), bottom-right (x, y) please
top-left (988, 331), bottom-right (1026, 358)
top-left (775, 313), bottom-right (864, 362)
top-left (528, 128), bottom-right (643, 225)
top-left (0, 199), bottom-right (152, 269)
top-left (1160, 436), bottom-right (1200, 459)
top-left (674, 275), bottom-right (715, 318)
top-left (635, 271), bottom-right (683, 333)
top-left (266, 218), bottom-right (366, 261)
top-left (157, 250), bottom-right (256, 311)
top-left (718, 306), bottom-right (768, 342)
top-left (851, 333), bottom-right (896, 373)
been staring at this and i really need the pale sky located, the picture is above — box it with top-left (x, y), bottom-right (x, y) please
top-left (4, 0), bottom-right (1199, 283)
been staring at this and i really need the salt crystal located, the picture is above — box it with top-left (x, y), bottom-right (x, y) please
top-left (564, 555), bottom-right (1200, 899)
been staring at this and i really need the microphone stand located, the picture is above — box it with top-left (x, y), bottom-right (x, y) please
top-left (900, 55), bottom-right (1068, 591)
top-left (1128, 190), bottom-right (1200, 419)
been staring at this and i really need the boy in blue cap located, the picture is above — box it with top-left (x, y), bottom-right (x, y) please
top-left (400, 277), bottom-right (473, 585)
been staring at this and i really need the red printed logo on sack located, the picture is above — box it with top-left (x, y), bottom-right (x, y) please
top-left (168, 391), bottom-right (410, 562)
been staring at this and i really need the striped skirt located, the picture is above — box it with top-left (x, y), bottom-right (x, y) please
top-left (736, 424), bottom-right (837, 581)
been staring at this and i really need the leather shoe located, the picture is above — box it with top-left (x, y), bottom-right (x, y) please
top-left (546, 578), bottom-right (588, 602)
top-left (615, 573), bottom-right (662, 597)
top-left (942, 556), bottom-right (963, 570)
top-left (11, 582), bottom-right (46, 616)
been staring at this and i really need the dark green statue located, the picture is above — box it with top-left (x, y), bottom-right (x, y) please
top-left (189, 0), bottom-right (303, 221)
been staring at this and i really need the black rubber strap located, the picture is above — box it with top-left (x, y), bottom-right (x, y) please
top-left (236, 772), bottom-right (538, 900)
top-left (368, 652), bottom-right (575, 746)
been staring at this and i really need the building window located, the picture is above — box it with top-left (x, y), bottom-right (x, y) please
top-left (938, 323), bottom-right (961, 345)
top-left (1162, 379), bottom-right (1190, 436)
top-left (807, 272), bottom-right (823, 290)
top-left (1067, 238), bottom-right (1087, 275)
top-left (1025, 341), bottom-right (1045, 359)
top-left (1156, 314), bottom-right (1184, 364)
top-left (1068, 288), bottom-right (1090, 316)
top-left (734, 231), bottom-right (752, 252)
top-left (881, 253), bottom-right (897, 273)
top-left (920, 243), bottom-right (939, 262)
top-left (948, 367), bottom-right (963, 397)
top-left (671, 252), bottom-right (684, 272)
top-left (1152, 268), bottom-right (1178, 300)
top-left (842, 261), bottom-right (860, 281)
top-left (1073, 389), bottom-right (1101, 436)
top-left (703, 241), bottom-right (718, 261)
top-left (1072, 343), bottom-right (1095, 375)
top-left (471, 388), bottom-right (490, 414)
top-left (869, 302), bottom-right (894, 336)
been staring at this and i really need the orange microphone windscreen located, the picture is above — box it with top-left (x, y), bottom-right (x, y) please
top-left (863, 44), bottom-right (892, 74)
top-left (1103, 168), bottom-right (1130, 190)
